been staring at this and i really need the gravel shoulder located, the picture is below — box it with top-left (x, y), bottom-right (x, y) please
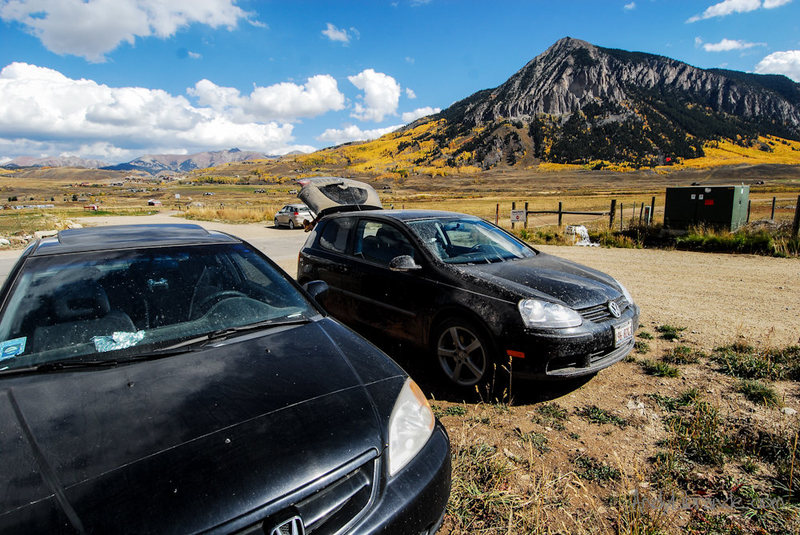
top-left (536, 244), bottom-right (800, 348)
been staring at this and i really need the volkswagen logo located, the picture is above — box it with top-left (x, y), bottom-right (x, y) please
top-left (608, 301), bottom-right (621, 318)
top-left (270, 515), bottom-right (305, 535)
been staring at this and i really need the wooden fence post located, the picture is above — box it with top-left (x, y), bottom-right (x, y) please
top-left (771, 197), bottom-right (776, 220)
top-left (747, 200), bottom-right (751, 223)
top-left (620, 203), bottom-right (624, 231)
top-left (650, 196), bottom-right (655, 225)
top-left (609, 200), bottom-right (616, 229)
top-left (638, 202), bottom-right (644, 225)
top-left (524, 202), bottom-right (529, 229)
top-left (511, 201), bottom-right (516, 230)
top-left (792, 195), bottom-right (800, 238)
top-left (557, 201), bottom-right (563, 227)
top-left (495, 203), bottom-right (499, 225)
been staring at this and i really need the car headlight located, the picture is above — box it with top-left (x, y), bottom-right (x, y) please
top-left (387, 378), bottom-right (435, 476)
top-left (615, 279), bottom-right (634, 306)
top-left (518, 298), bottom-right (582, 329)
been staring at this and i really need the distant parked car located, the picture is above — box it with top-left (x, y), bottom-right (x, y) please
top-left (274, 203), bottom-right (315, 229)
top-left (297, 177), bottom-right (639, 389)
top-left (0, 224), bottom-right (450, 533)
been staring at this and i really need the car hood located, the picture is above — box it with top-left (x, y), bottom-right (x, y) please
top-left (456, 252), bottom-right (621, 309)
top-left (0, 318), bottom-right (397, 534)
top-left (298, 177), bottom-right (382, 218)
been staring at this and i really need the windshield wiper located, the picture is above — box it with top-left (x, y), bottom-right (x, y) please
top-left (149, 317), bottom-right (313, 353)
top-left (0, 359), bottom-right (120, 377)
top-left (208, 317), bottom-right (311, 340)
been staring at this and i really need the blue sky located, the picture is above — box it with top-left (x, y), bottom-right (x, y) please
top-left (0, 0), bottom-right (799, 164)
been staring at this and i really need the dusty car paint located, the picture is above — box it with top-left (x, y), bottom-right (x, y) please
top-left (298, 209), bottom-right (639, 385)
top-left (0, 224), bottom-right (451, 534)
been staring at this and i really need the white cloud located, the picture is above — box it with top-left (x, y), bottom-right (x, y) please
top-left (687, 0), bottom-right (791, 22)
top-left (348, 69), bottom-right (401, 122)
top-left (405, 88), bottom-right (417, 99)
top-left (624, 2), bottom-right (636, 10)
top-left (188, 75), bottom-right (345, 121)
top-left (755, 50), bottom-right (800, 81)
top-left (703, 38), bottom-right (766, 51)
top-left (316, 124), bottom-right (403, 146)
top-left (321, 22), bottom-right (350, 43)
top-left (0, 0), bottom-right (256, 62)
top-left (188, 50), bottom-right (202, 59)
top-left (0, 62), bottom-right (323, 162)
top-left (401, 106), bottom-right (440, 123)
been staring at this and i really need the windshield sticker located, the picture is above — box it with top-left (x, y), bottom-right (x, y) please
top-left (92, 331), bottom-right (145, 353)
top-left (0, 337), bottom-right (26, 361)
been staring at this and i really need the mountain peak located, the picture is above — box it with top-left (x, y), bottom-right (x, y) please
top-left (403, 38), bottom-right (800, 169)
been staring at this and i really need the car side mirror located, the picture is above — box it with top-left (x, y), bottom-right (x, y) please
top-left (389, 255), bottom-right (421, 272)
top-left (302, 280), bottom-right (329, 300)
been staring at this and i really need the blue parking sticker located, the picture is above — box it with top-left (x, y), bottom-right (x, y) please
top-left (0, 337), bottom-right (26, 361)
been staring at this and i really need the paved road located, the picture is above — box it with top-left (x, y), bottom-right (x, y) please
top-left (0, 213), bottom-right (310, 282)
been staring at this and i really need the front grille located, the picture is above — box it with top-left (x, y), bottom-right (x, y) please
top-left (546, 338), bottom-right (634, 376)
top-left (233, 452), bottom-right (378, 535)
top-left (297, 459), bottom-right (377, 534)
top-left (577, 297), bottom-right (628, 323)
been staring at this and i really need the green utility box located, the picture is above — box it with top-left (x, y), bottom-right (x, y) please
top-left (663, 185), bottom-right (750, 232)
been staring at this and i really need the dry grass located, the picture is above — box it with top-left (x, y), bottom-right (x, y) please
top-left (181, 204), bottom-right (280, 224)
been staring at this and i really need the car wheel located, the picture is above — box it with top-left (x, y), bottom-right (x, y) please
top-left (434, 318), bottom-right (493, 388)
top-left (274, 218), bottom-right (280, 228)
top-left (288, 219), bottom-right (295, 229)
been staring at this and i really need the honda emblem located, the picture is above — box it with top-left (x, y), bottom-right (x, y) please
top-left (270, 515), bottom-right (305, 535)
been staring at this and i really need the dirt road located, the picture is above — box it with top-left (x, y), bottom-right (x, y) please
top-left (1, 212), bottom-right (796, 348)
top-left (537, 244), bottom-right (799, 348)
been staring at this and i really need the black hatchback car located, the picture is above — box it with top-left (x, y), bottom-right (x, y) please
top-left (0, 224), bottom-right (450, 534)
top-left (297, 178), bottom-right (639, 389)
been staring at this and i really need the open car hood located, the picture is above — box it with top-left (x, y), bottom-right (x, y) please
top-left (298, 177), bottom-right (382, 218)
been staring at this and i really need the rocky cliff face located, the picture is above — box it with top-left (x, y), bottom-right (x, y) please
top-left (423, 37), bottom-right (800, 168)
top-left (451, 37), bottom-right (800, 131)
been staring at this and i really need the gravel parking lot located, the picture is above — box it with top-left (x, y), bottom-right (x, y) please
top-left (1, 213), bottom-right (796, 348)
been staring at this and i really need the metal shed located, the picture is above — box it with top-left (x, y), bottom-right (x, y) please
top-left (663, 185), bottom-right (750, 232)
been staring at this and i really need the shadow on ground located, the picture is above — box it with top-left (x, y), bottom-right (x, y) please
top-left (379, 340), bottom-right (594, 406)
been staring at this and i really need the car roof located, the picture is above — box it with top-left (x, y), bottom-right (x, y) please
top-left (326, 209), bottom-right (480, 222)
top-left (30, 224), bottom-right (240, 257)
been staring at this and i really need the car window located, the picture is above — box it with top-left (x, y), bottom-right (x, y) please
top-left (0, 244), bottom-right (315, 370)
top-left (353, 220), bottom-right (415, 266)
top-left (407, 217), bottom-right (535, 264)
top-left (318, 218), bottom-right (352, 253)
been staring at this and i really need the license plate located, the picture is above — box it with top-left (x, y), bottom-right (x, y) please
top-left (614, 319), bottom-right (633, 347)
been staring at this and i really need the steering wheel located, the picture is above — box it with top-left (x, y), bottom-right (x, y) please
top-left (469, 244), bottom-right (488, 252)
top-left (194, 290), bottom-right (248, 317)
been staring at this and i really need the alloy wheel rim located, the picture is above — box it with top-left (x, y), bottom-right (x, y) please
top-left (437, 325), bottom-right (487, 386)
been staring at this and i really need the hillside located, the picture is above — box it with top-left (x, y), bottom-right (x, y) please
top-left (269, 37), bottom-right (800, 179)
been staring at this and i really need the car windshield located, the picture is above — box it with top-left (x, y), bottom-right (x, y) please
top-left (407, 217), bottom-right (535, 264)
top-left (0, 243), bottom-right (316, 371)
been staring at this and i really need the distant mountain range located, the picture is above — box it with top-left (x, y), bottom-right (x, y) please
top-left (313, 37), bottom-right (800, 172)
top-left (2, 148), bottom-right (273, 174)
top-left (2, 155), bottom-right (109, 169)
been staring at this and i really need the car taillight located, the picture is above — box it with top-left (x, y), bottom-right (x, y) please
top-left (293, 211), bottom-right (299, 215)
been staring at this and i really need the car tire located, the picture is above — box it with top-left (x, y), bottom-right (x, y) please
top-left (288, 220), bottom-right (295, 229)
top-left (274, 218), bottom-right (280, 228)
top-left (433, 317), bottom-right (496, 390)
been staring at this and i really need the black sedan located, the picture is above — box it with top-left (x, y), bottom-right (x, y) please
top-left (296, 178), bottom-right (639, 389)
top-left (0, 224), bottom-right (450, 534)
